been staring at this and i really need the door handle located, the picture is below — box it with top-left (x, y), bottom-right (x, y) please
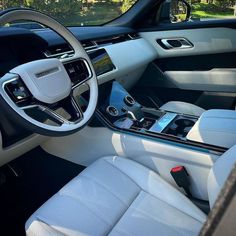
top-left (158, 38), bottom-right (193, 50)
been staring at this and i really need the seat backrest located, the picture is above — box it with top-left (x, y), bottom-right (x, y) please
top-left (208, 145), bottom-right (236, 208)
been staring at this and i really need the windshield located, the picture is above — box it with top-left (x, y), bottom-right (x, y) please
top-left (0, 0), bottom-right (138, 26)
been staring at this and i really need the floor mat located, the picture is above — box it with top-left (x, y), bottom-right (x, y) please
top-left (0, 147), bottom-right (85, 236)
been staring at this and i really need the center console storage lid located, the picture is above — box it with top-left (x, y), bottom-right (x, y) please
top-left (187, 109), bottom-right (236, 148)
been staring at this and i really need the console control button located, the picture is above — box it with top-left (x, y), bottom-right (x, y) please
top-left (106, 106), bottom-right (119, 117)
top-left (124, 95), bottom-right (135, 106)
top-left (121, 107), bottom-right (127, 113)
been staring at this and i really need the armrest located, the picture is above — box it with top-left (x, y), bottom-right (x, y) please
top-left (187, 109), bottom-right (236, 148)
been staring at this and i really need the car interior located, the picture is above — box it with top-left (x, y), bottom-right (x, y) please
top-left (0, 0), bottom-right (236, 235)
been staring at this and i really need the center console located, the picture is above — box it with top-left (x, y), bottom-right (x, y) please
top-left (99, 81), bottom-right (198, 140)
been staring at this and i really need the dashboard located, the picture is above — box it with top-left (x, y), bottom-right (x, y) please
top-left (0, 25), bottom-right (157, 166)
top-left (0, 28), bottom-right (47, 76)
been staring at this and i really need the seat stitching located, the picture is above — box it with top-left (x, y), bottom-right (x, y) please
top-left (110, 191), bottom-right (202, 236)
top-left (141, 189), bottom-right (205, 224)
top-left (79, 174), bottom-right (139, 206)
top-left (58, 192), bottom-right (111, 227)
top-left (107, 190), bottom-right (141, 236)
top-left (60, 188), bottom-right (142, 236)
top-left (102, 159), bottom-right (142, 187)
top-left (123, 198), bottom-right (195, 236)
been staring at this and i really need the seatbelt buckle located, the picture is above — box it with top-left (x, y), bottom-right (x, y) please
top-left (170, 166), bottom-right (192, 197)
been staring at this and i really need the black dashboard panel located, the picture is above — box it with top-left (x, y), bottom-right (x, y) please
top-left (0, 27), bottom-right (48, 76)
top-left (34, 26), bottom-right (135, 47)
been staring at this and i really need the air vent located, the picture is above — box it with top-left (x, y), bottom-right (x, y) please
top-left (95, 34), bottom-right (132, 46)
top-left (81, 40), bottom-right (98, 50)
top-left (44, 44), bottom-right (74, 58)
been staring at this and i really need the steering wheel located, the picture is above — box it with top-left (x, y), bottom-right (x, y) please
top-left (0, 9), bottom-right (98, 136)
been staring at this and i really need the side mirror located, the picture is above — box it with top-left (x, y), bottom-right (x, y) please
top-left (170, 0), bottom-right (191, 22)
top-left (160, 0), bottom-right (191, 23)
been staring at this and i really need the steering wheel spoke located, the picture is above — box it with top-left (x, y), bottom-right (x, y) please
top-left (20, 95), bottom-right (84, 126)
top-left (70, 95), bottom-right (84, 121)
top-left (21, 104), bottom-right (70, 125)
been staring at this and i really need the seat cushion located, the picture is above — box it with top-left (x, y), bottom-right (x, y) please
top-left (26, 156), bottom-right (206, 236)
top-left (160, 101), bottom-right (206, 116)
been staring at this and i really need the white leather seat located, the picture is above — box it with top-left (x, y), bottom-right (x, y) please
top-left (26, 145), bottom-right (236, 236)
top-left (160, 101), bottom-right (205, 116)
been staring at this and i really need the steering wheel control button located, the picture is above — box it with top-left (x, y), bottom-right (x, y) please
top-left (106, 106), bottom-right (119, 117)
top-left (124, 95), bottom-right (135, 106)
top-left (4, 78), bottom-right (30, 105)
top-left (64, 59), bottom-right (90, 86)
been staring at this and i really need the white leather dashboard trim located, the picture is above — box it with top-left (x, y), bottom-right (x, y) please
top-left (96, 38), bottom-right (157, 89)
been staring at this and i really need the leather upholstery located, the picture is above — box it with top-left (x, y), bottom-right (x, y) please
top-left (187, 109), bottom-right (236, 148)
top-left (26, 156), bottom-right (206, 236)
top-left (208, 145), bottom-right (236, 208)
top-left (160, 101), bottom-right (206, 116)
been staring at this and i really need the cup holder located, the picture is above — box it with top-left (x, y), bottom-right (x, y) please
top-left (175, 119), bottom-right (195, 128)
top-left (165, 118), bottom-right (196, 137)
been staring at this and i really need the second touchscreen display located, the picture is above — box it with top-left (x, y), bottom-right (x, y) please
top-left (88, 49), bottom-right (115, 76)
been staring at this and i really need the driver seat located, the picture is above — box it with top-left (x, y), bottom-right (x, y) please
top-left (26, 145), bottom-right (236, 236)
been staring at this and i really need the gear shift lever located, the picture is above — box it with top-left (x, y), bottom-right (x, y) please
top-left (127, 111), bottom-right (138, 122)
top-left (126, 110), bottom-right (144, 127)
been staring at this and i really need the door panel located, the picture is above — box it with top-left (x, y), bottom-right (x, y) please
top-left (164, 69), bottom-right (236, 92)
top-left (133, 26), bottom-right (236, 110)
top-left (140, 28), bottom-right (236, 58)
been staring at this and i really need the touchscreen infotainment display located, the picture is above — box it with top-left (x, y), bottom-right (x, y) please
top-left (88, 49), bottom-right (115, 76)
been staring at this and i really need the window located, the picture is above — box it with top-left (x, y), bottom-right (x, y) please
top-left (0, 0), bottom-right (138, 26)
top-left (170, 0), bottom-right (236, 23)
top-left (190, 0), bottom-right (236, 21)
